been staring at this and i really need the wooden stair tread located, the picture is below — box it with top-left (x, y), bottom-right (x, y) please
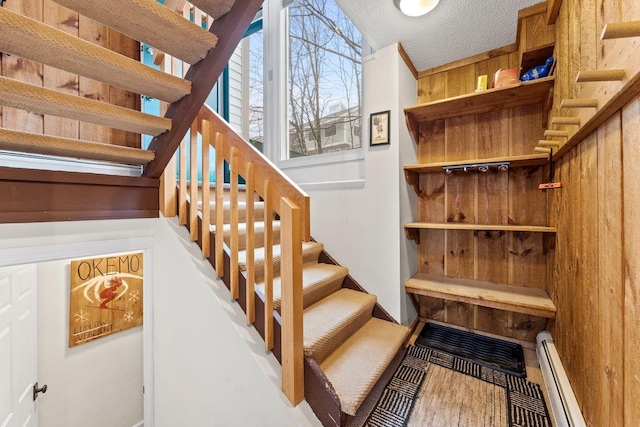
top-left (49, 0), bottom-right (217, 65)
top-left (189, 0), bottom-right (236, 20)
top-left (304, 288), bottom-right (376, 364)
top-left (405, 222), bottom-right (556, 233)
top-left (0, 76), bottom-right (171, 136)
top-left (405, 273), bottom-right (556, 318)
top-left (238, 241), bottom-right (324, 283)
top-left (210, 221), bottom-right (281, 251)
top-left (320, 317), bottom-right (409, 416)
top-left (0, 129), bottom-right (154, 165)
top-left (255, 261), bottom-right (346, 310)
top-left (0, 7), bottom-right (191, 102)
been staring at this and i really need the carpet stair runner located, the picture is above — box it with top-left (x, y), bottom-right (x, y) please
top-left (202, 196), bottom-right (410, 423)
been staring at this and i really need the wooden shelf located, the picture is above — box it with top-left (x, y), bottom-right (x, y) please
top-left (405, 273), bottom-right (556, 318)
top-left (404, 222), bottom-right (556, 233)
top-left (404, 153), bottom-right (548, 174)
top-left (519, 43), bottom-right (555, 78)
top-left (404, 76), bottom-right (555, 143)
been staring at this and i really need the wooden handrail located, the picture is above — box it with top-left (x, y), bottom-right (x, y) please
top-left (168, 103), bottom-right (308, 406)
top-left (196, 104), bottom-right (311, 241)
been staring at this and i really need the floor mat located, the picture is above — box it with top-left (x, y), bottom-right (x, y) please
top-left (415, 323), bottom-right (526, 377)
top-left (364, 345), bottom-right (552, 427)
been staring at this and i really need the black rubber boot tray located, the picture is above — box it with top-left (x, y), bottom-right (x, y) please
top-left (415, 323), bottom-right (526, 377)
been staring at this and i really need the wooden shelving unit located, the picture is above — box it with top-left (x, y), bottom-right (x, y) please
top-left (405, 273), bottom-right (556, 319)
top-left (404, 76), bottom-right (555, 143)
top-left (403, 153), bottom-right (548, 174)
top-left (404, 222), bottom-right (556, 233)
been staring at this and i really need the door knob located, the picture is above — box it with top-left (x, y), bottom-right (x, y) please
top-left (33, 382), bottom-right (48, 401)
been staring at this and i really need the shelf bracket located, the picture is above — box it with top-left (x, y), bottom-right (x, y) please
top-left (405, 113), bottom-right (420, 145)
top-left (543, 233), bottom-right (557, 255)
top-left (405, 228), bottom-right (420, 245)
top-left (404, 170), bottom-right (427, 198)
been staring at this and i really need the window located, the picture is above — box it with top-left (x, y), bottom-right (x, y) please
top-left (324, 123), bottom-right (336, 137)
top-left (285, 0), bottom-right (362, 159)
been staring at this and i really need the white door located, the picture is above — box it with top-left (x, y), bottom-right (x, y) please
top-left (0, 265), bottom-right (38, 427)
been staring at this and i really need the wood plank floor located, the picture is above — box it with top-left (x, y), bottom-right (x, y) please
top-left (404, 322), bottom-right (555, 427)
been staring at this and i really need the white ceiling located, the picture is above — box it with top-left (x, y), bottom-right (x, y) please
top-left (335, 0), bottom-right (542, 72)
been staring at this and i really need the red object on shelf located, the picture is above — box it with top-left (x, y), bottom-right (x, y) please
top-left (492, 69), bottom-right (519, 88)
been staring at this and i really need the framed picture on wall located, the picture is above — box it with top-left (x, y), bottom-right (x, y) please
top-left (370, 110), bottom-right (390, 146)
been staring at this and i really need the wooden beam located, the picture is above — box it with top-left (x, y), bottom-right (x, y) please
top-left (0, 167), bottom-right (159, 223)
top-left (0, 76), bottom-right (171, 136)
top-left (576, 70), bottom-right (626, 82)
top-left (551, 116), bottom-right (581, 125)
top-left (539, 140), bottom-right (561, 147)
top-left (601, 21), bottom-right (640, 40)
top-left (544, 129), bottom-right (569, 137)
top-left (143, 0), bottom-right (264, 179)
top-left (398, 43), bottom-right (418, 80)
top-left (280, 196), bottom-right (304, 406)
top-left (49, 0), bottom-right (217, 65)
top-left (534, 146), bottom-right (552, 153)
top-left (560, 98), bottom-right (599, 108)
top-left (0, 128), bottom-right (154, 165)
top-left (546, 0), bottom-right (562, 24)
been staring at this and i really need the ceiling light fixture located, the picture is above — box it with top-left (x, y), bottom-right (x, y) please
top-left (393, 0), bottom-right (440, 17)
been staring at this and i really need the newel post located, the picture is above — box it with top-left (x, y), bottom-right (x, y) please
top-left (280, 197), bottom-right (304, 405)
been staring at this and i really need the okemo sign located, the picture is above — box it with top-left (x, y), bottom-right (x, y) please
top-left (69, 253), bottom-right (143, 348)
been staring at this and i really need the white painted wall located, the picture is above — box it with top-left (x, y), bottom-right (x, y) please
top-left (37, 258), bottom-right (143, 427)
top-left (0, 218), bottom-right (320, 427)
top-left (152, 217), bottom-right (320, 427)
top-left (303, 43), bottom-right (418, 324)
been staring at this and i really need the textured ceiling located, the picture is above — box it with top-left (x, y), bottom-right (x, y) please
top-left (335, 0), bottom-right (542, 71)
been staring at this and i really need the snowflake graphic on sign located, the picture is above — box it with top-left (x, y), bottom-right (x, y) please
top-left (74, 309), bottom-right (89, 323)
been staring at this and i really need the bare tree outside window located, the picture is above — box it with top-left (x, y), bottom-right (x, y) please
top-left (248, 29), bottom-right (264, 152)
top-left (286, 0), bottom-right (362, 158)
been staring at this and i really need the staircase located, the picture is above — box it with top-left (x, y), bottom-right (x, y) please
top-left (185, 105), bottom-right (410, 425)
top-left (0, 1), bottom-right (409, 425)
top-left (193, 188), bottom-right (409, 423)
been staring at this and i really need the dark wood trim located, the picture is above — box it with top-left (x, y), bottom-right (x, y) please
top-left (0, 167), bottom-right (159, 223)
top-left (304, 356), bottom-right (343, 427)
top-left (143, 0), bottom-right (264, 178)
top-left (398, 43), bottom-right (418, 80)
top-left (318, 250), bottom-right (397, 324)
top-left (0, 166), bottom-right (158, 187)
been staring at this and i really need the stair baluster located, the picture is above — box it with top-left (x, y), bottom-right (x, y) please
top-left (193, 104), bottom-right (308, 406)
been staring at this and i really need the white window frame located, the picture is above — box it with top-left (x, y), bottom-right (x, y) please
top-left (262, 0), bottom-right (365, 189)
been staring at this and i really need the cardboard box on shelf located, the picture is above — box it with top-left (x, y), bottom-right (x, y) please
top-left (492, 69), bottom-right (519, 88)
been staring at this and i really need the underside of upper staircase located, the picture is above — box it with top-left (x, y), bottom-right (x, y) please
top-left (0, 0), bottom-right (262, 223)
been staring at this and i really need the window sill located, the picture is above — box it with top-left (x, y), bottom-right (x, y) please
top-left (277, 147), bottom-right (364, 170)
top-left (0, 151), bottom-right (142, 177)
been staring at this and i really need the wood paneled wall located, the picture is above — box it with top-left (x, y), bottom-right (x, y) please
top-left (0, 0), bottom-right (141, 147)
top-left (547, 0), bottom-right (640, 426)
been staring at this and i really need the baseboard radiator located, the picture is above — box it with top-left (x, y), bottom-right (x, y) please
top-left (536, 331), bottom-right (587, 427)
